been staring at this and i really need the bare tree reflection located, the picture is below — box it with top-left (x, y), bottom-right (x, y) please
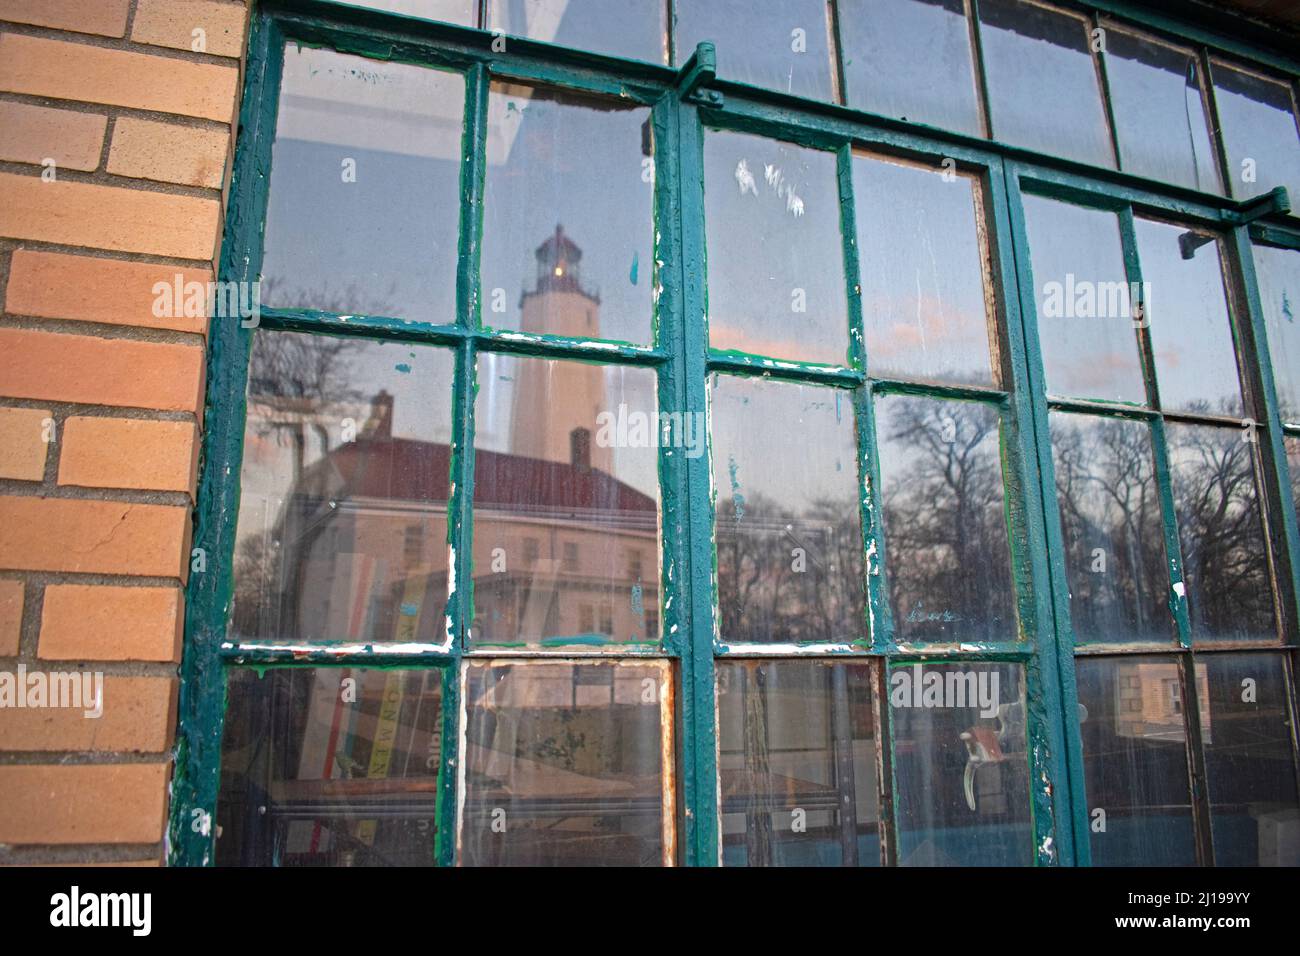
top-left (716, 492), bottom-right (866, 645)
top-left (1166, 423), bottom-right (1274, 638)
top-left (878, 397), bottom-right (1014, 641)
top-left (1051, 415), bottom-right (1169, 641)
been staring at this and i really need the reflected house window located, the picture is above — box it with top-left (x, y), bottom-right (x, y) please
top-left (217, 668), bottom-right (444, 867)
top-left (717, 660), bottom-right (880, 866)
top-left (890, 663), bottom-right (1031, 865)
top-left (472, 314), bottom-right (660, 649)
top-left (1076, 656), bottom-right (1199, 866)
top-left (231, 332), bottom-right (456, 647)
top-left (460, 661), bottom-right (672, 866)
top-left (1213, 59), bottom-right (1300, 202)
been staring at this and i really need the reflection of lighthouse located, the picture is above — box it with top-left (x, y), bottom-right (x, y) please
top-left (511, 225), bottom-right (611, 472)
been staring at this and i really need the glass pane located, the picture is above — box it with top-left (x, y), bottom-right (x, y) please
top-left (460, 660), bottom-right (671, 865)
top-left (839, 0), bottom-right (982, 136)
top-left (853, 152), bottom-right (997, 387)
top-left (1197, 652), bottom-right (1300, 865)
top-left (717, 660), bottom-right (880, 866)
top-left (674, 0), bottom-right (834, 101)
top-left (978, 0), bottom-right (1113, 167)
top-left (1167, 423), bottom-right (1276, 641)
top-left (338, 0), bottom-right (474, 23)
top-left (261, 47), bottom-right (464, 323)
top-left (471, 355), bottom-right (661, 650)
top-left (217, 667), bottom-right (443, 866)
top-left (481, 83), bottom-right (654, 344)
top-left (488, 0), bottom-right (667, 62)
top-left (232, 332), bottom-right (455, 646)
top-left (1104, 30), bottom-right (1220, 192)
top-left (1050, 413), bottom-right (1174, 644)
top-left (710, 375), bottom-right (865, 646)
top-left (1135, 219), bottom-right (1242, 417)
top-left (704, 130), bottom-right (849, 365)
top-left (1214, 61), bottom-right (1300, 202)
top-left (1022, 195), bottom-right (1146, 404)
top-left (890, 662), bottom-right (1030, 865)
top-left (1253, 244), bottom-right (1300, 426)
top-left (875, 395), bottom-right (1016, 641)
top-left (1075, 655), bottom-right (1198, 866)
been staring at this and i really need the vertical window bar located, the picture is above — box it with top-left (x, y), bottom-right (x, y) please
top-left (998, 161), bottom-right (1092, 864)
top-left (676, 94), bottom-right (720, 865)
top-left (828, 0), bottom-right (848, 107)
top-left (1117, 206), bottom-right (1193, 647)
top-left (1202, 52), bottom-right (1238, 200)
top-left (168, 14), bottom-right (284, 867)
top-left (870, 662), bottom-right (898, 865)
top-left (1229, 227), bottom-right (1300, 642)
top-left (988, 159), bottom-right (1075, 863)
top-left (1179, 653), bottom-right (1217, 865)
top-left (441, 62), bottom-right (489, 864)
top-left (966, 0), bottom-right (997, 141)
top-left (1091, 12), bottom-right (1124, 173)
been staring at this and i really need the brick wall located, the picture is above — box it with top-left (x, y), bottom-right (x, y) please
top-left (0, 0), bottom-right (248, 864)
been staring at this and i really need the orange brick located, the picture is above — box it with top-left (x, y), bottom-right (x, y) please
top-left (0, 172), bottom-right (220, 260)
top-left (0, 102), bottom-right (106, 172)
top-left (0, 676), bottom-right (177, 752)
top-left (0, 496), bottom-right (189, 578)
top-left (0, 579), bottom-right (22, 656)
top-left (0, 329), bottom-right (205, 413)
top-left (0, 763), bottom-right (169, 844)
top-left (132, 0), bottom-right (247, 59)
top-left (0, 0), bottom-right (130, 37)
top-left (40, 585), bottom-right (183, 663)
top-left (0, 34), bottom-right (238, 122)
top-left (108, 116), bottom-right (228, 189)
top-left (6, 251), bottom-right (211, 335)
top-left (60, 418), bottom-right (198, 495)
top-left (0, 406), bottom-right (52, 481)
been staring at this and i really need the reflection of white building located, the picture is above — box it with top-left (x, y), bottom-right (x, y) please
top-left (1114, 660), bottom-right (1210, 744)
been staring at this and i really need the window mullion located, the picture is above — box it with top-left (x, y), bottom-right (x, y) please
top-left (1228, 226), bottom-right (1300, 642)
top-left (673, 94), bottom-right (721, 866)
top-left (995, 159), bottom-right (1090, 865)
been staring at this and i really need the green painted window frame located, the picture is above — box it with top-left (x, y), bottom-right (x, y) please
top-left (169, 0), bottom-right (1300, 867)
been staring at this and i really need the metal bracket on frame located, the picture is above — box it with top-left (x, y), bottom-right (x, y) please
top-left (1221, 185), bottom-right (1292, 226)
top-left (677, 41), bottom-right (723, 108)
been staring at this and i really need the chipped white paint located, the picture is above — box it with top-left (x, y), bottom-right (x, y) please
top-left (1172, 581), bottom-right (1185, 598)
top-left (220, 640), bottom-right (451, 656)
top-left (734, 158), bottom-right (758, 196)
top-left (720, 641), bottom-right (858, 656)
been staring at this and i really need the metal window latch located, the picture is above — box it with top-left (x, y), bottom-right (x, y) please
top-left (677, 41), bottom-right (723, 108)
top-left (1221, 185), bottom-right (1291, 227)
